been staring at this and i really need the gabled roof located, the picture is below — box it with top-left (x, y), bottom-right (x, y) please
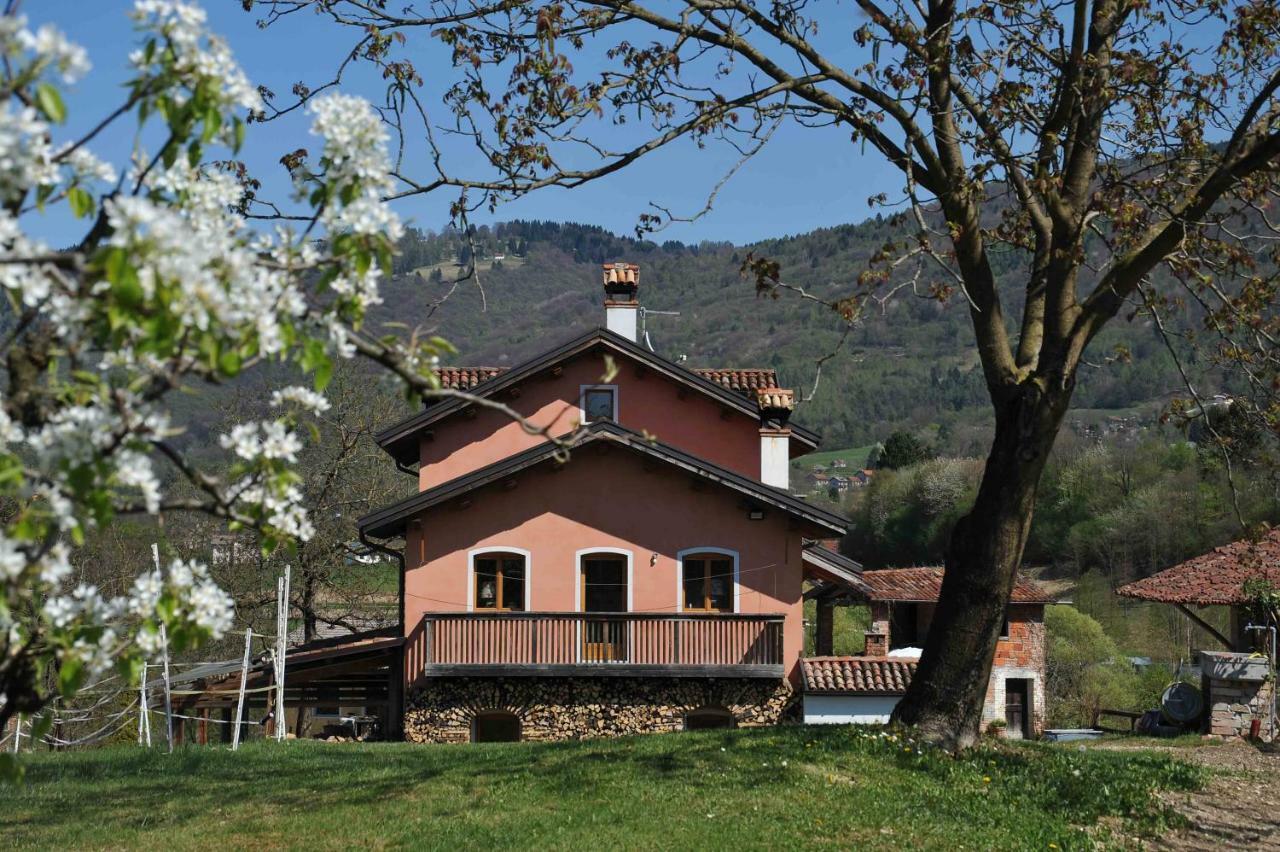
top-left (801, 542), bottom-right (870, 597)
top-left (359, 420), bottom-right (848, 540)
top-left (801, 656), bottom-right (917, 695)
top-left (857, 567), bottom-right (1054, 604)
top-left (375, 328), bottom-right (820, 466)
top-left (1117, 530), bottom-right (1280, 605)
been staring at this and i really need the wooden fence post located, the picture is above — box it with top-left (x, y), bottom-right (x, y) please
top-left (232, 627), bottom-right (252, 751)
top-left (159, 622), bottom-right (174, 753)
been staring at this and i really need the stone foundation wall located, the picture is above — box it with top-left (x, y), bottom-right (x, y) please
top-left (405, 677), bottom-right (795, 743)
top-left (1208, 677), bottom-right (1275, 738)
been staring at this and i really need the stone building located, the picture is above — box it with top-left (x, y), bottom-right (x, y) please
top-left (802, 565), bottom-right (1052, 737)
top-left (1119, 532), bottom-right (1280, 740)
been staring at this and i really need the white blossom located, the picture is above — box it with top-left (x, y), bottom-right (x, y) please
top-left (0, 534), bottom-right (24, 580)
top-left (270, 386), bottom-right (331, 414)
top-left (17, 23), bottom-right (90, 83)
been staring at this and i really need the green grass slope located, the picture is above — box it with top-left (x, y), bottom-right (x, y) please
top-left (7, 726), bottom-right (1201, 850)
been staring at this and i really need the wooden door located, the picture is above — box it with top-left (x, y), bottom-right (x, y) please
top-left (1004, 679), bottom-right (1029, 739)
top-left (581, 556), bottom-right (627, 662)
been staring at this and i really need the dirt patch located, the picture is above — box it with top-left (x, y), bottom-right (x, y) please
top-left (1101, 740), bottom-right (1280, 849)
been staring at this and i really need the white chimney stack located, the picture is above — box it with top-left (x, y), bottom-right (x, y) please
top-left (757, 388), bottom-right (795, 490)
top-left (603, 262), bottom-right (640, 341)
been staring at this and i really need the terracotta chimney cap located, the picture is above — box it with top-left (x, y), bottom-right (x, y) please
top-left (603, 261), bottom-right (640, 298)
top-left (756, 387), bottom-right (796, 412)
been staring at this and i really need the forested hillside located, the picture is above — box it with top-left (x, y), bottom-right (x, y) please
top-left (378, 217), bottom-right (1199, 451)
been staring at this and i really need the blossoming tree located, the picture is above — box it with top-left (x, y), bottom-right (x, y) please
top-left (0, 1), bottom-right (490, 773)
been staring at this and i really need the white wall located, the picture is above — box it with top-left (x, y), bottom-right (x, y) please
top-left (760, 432), bottom-right (790, 489)
top-left (605, 304), bottom-right (638, 341)
top-left (803, 694), bottom-right (901, 725)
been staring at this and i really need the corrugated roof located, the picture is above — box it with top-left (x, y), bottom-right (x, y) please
top-left (801, 656), bottom-right (917, 694)
top-left (1117, 530), bottom-right (1280, 605)
top-left (860, 567), bottom-right (1054, 604)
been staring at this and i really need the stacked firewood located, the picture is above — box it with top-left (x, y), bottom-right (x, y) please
top-left (403, 677), bottom-right (795, 743)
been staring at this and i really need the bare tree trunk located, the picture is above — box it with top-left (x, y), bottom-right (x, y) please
top-left (891, 380), bottom-right (1070, 748)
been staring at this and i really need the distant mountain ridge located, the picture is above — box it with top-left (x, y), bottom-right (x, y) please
top-left (372, 218), bottom-right (1193, 451)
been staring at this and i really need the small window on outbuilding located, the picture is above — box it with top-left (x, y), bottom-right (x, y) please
top-left (472, 710), bottom-right (521, 743)
top-left (684, 706), bottom-right (736, 731)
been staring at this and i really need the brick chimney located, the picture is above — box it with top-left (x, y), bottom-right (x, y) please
top-left (603, 262), bottom-right (640, 341)
top-left (757, 387), bottom-right (794, 490)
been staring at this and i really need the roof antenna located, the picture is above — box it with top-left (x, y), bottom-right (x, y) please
top-left (639, 306), bottom-right (680, 353)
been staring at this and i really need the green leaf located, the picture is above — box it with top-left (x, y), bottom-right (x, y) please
top-left (35, 83), bottom-right (66, 123)
top-left (67, 186), bottom-right (94, 219)
top-left (30, 713), bottom-right (52, 741)
top-left (58, 658), bottom-right (85, 698)
top-left (313, 352), bottom-right (333, 391)
top-left (218, 348), bottom-right (242, 377)
top-left (201, 104), bottom-right (222, 143)
top-left (0, 753), bottom-right (25, 784)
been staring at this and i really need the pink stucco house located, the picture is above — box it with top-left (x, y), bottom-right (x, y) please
top-left (357, 262), bottom-right (867, 742)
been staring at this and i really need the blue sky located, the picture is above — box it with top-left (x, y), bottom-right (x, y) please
top-left (30, 1), bottom-right (895, 247)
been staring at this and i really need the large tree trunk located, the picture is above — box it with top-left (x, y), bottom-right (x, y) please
top-left (890, 379), bottom-right (1070, 749)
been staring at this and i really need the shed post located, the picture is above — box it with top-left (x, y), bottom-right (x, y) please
top-left (816, 599), bottom-right (834, 656)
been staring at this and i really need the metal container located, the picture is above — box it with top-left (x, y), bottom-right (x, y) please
top-left (1201, 650), bottom-right (1271, 682)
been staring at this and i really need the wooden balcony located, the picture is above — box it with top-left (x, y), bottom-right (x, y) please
top-left (411, 611), bottom-right (786, 678)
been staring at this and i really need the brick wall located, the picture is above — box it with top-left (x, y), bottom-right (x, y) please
top-left (980, 606), bottom-right (1047, 736)
top-left (405, 677), bottom-right (795, 743)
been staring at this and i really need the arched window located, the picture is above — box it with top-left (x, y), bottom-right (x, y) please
top-left (472, 710), bottom-right (521, 743)
top-left (684, 706), bottom-right (736, 731)
top-left (471, 550), bottom-right (527, 611)
top-left (680, 550), bottom-right (736, 612)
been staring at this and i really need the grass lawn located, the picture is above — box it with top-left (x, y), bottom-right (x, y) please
top-left (4, 725), bottom-right (1203, 850)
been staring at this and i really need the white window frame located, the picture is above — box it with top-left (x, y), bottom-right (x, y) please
top-left (467, 546), bottom-right (532, 612)
top-left (573, 547), bottom-right (633, 612)
top-left (676, 547), bottom-right (740, 614)
top-left (578, 384), bottom-right (618, 424)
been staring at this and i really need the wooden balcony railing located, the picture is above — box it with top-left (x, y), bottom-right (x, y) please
top-left (410, 612), bottom-right (786, 678)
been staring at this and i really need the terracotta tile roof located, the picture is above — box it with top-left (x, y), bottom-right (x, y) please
top-left (1116, 530), bottom-right (1280, 605)
top-left (861, 567), bottom-right (1054, 604)
top-left (434, 365), bottom-right (783, 403)
top-left (695, 368), bottom-right (779, 398)
top-left (434, 367), bottom-right (506, 390)
top-left (801, 656), bottom-right (917, 695)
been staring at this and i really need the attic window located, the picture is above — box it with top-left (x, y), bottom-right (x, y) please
top-left (581, 385), bottom-right (617, 423)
